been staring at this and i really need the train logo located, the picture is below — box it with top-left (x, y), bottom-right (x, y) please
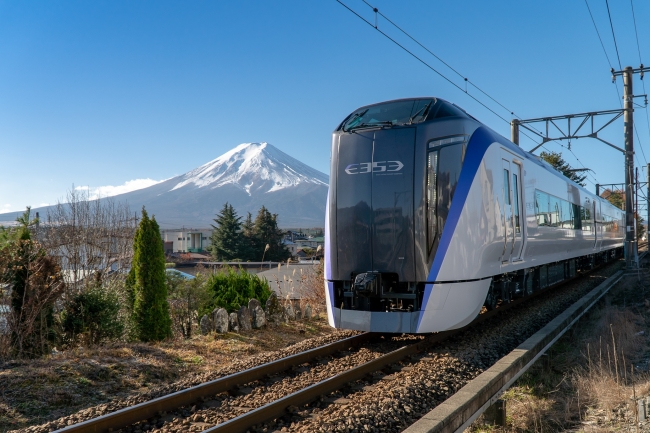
top-left (344, 160), bottom-right (404, 174)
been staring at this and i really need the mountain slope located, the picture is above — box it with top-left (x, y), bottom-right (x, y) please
top-left (1, 143), bottom-right (329, 228)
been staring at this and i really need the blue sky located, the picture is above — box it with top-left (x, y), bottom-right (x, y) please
top-left (2, 0), bottom-right (650, 213)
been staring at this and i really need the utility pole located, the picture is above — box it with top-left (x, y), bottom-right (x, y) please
top-left (647, 163), bottom-right (650, 241)
top-left (510, 119), bottom-right (519, 146)
top-left (612, 65), bottom-right (650, 268)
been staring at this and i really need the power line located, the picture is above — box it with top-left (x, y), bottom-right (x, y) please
top-left (585, 0), bottom-right (614, 69)
top-left (605, 0), bottom-right (623, 70)
top-left (359, 0), bottom-right (522, 120)
top-left (630, 0), bottom-right (650, 166)
top-left (334, 0), bottom-right (513, 125)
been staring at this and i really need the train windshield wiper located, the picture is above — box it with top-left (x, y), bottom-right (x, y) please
top-left (348, 121), bottom-right (395, 131)
top-left (408, 101), bottom-right (432, 124)
top-left (342, 109), bottom-right (368, 132)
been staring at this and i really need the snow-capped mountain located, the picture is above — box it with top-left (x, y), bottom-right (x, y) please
top-left (0, 143), bottom-right (330, 228)
top-left (170, 142), bottom-right (328, 195)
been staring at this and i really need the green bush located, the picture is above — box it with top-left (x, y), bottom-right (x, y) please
top-left (204, 267), bottom-right (272, 314)
top-left (62, 288), bottom-right (124, 345)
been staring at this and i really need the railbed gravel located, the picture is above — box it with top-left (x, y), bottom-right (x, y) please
top-left (270, 263), bottom-right (623, 433)
top-left (13, 330), bottom-right (360, 433)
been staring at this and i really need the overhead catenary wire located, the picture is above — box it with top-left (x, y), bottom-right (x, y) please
top-left (629, 0), bottom-right (650, 166)
top-left (359, 0), bottom-right (523, 121)
top-left (334, 0), bottom-right (514, 126)
top-left (605, 0), bottom-right (623, 71)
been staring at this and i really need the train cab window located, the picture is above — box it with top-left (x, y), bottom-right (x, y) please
top-left (535, 191), bottom-right (550, 226)
top-left (438, 144), bottom-right (464, 235)
top-left (426, 151), bottom-right (438, 251)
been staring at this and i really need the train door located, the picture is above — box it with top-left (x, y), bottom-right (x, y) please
top-left (501, 154), bottom-right (524, 262)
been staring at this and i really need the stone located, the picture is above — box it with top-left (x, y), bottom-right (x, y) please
top-left (304, 304), bottom-right (312, 320)
top-left (265, 292), bottom-right (285, 327)
top-left (237, 306), bottom-right (252, 331)
top-left (248, 298), bottom-right (265, 329)
top-left (229, 312), bottom-right (239, 332)
top-left (213, 308), bottom-right (229, 333)
top-left (200, 315), bottom-right (211, 335)
top-left (285, 304), bottom-right (296, 321)
top-left (294, 305), bottom-right (302, 320)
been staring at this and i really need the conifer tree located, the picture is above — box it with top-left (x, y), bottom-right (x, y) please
top-left (253, 206), bottom-right (290, 262)
top-left (209, 203), bottom-right (243, 261)
top-left (129, 207), bottom-right (171, 341)
top-left (240, 212), bottom-right (257, 261)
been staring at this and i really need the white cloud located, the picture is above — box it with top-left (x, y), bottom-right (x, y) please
top-left (75, 178), bottom-right (162, 200)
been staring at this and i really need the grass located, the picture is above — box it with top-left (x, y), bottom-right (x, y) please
top-left (0, 316), bottom-right (335, 432)
top-left (470, 263), bottom-right (650, 432)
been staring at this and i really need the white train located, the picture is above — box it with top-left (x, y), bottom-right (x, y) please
top-left (324, 97), bottom-right (624, 333)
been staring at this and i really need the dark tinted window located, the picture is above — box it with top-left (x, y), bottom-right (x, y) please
top-left (340, 99), bottom-right (435, 131)
top-left (437, 144), bottom-right (464, 235)
top-left (427, 101), bottom-right (467, 120)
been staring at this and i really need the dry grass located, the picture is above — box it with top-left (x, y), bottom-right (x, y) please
top-left (470, 270), bottom-right (650, 433)
top-left (0, 317), bottom-right (335, 432)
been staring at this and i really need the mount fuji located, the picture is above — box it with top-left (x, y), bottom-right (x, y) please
top-left (2, 143), bottom-right (330, 228)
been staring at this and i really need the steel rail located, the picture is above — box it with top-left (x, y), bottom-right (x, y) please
top-left (403, 269), bottom-right (626, 433)
top-left (54, 332), bottom-right (373, 433)
top-left (56, 259), bottom-right (621, 433)
top-left (204, 260), bottom-right (625, 433)
top-left (204, 330), bottom-right (457, 433)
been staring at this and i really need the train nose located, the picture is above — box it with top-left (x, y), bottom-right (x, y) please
top-left (353, 272), bottom-right (381, 297)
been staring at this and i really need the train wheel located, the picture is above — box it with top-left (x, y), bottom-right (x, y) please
top-left (484, 283), bottom-right (497, 311)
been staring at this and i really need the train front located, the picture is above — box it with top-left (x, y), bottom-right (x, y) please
top-left (324, 97), bottom-right (486, 333)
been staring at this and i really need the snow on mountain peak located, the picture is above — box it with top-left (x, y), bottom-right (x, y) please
top-left (170, 142), bottom-right (328, 195)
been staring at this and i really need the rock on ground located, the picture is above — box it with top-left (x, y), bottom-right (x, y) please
top-left (213, 308), bottom-right (229, 333)
top-left (229, 312), bottom-right (239, 332)
top-left (200, 315), bottom-right (211, 335)
top-left (238, 306), bottom-right (252, 331)
top-left (285, 304), bottom-right (296, 321)
top-left (265, 293), bottom-right (285, 327)
top-left (304, 304), bottom-right (312, 320)
top-left (248, 299), bottom-right (266, 329)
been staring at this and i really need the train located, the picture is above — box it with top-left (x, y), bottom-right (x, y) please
top-left (324, 97), bottom-right (625, 333)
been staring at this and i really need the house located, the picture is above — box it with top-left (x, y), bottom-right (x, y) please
top-left (161, 228), bottom-right (212, 253)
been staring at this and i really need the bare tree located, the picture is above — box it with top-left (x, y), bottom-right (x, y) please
top-left (36, 189), bottom-right (137, 298)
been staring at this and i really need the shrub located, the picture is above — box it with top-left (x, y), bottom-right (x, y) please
top-left (62, 288), bottom-right (124, 345)
top-left (204, 267), bottom-right (272, 314)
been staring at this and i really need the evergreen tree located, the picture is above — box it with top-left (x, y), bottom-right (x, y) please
top-left (253, 206), bottom-right (291, 262)
top-left (540, 151), bottom-right (587, 187)
top-left (130, 207), bottom-right (171, 341)
top-left (240, 212), bottom-right (257, 261)
top-left (209, 203), bottom-right (244, 261)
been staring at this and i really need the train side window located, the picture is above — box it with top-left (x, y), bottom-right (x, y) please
top-left (572, 204), bottom-right (582, 230)
top-left (549, 196), bottom-right (561, 227)
top-left (437, 144), bottom-right (463, 236)
top-left (512, 173), bottom-right (520, 233)
top-left (560, 200), bottom-right (572, 228)
top-left (426, 150), bottom-right (438, 251)
top-left (503, 169), bottom-right (510, 205)
top-left (535, 190), bottom-right (549, 226)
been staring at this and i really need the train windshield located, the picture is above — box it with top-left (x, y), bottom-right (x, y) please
top-left (341, 99), bottom-right (435, 131)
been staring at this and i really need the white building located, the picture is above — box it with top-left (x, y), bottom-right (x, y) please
top-left (161, 228), bottom-right (212, 253)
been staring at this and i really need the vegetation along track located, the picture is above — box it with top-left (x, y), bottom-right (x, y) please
top-left (20, 260), bottom-right (623, 433)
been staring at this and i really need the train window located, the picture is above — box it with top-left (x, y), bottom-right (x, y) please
top-left (549, 196), bottom-right (561, 227)
top-left (512, 173), bottom-right (520, 233)
top-left (535, 190), bottom-right (549, 226)
top-left (572, 204), bottom-right (582, 230)
top-left (427, 150), bottom-right (438, 251)
top-left (560, 200), bottom-right (572, 228)
top-left (340, 99), bottom-right (438, 131)
top-left (438, 144), bottom-right (464, 235)
top-left (503, 169), bottom-right (511, 205)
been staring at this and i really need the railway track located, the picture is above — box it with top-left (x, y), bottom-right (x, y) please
top-left (37, 260), bottom-right (623, 433)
